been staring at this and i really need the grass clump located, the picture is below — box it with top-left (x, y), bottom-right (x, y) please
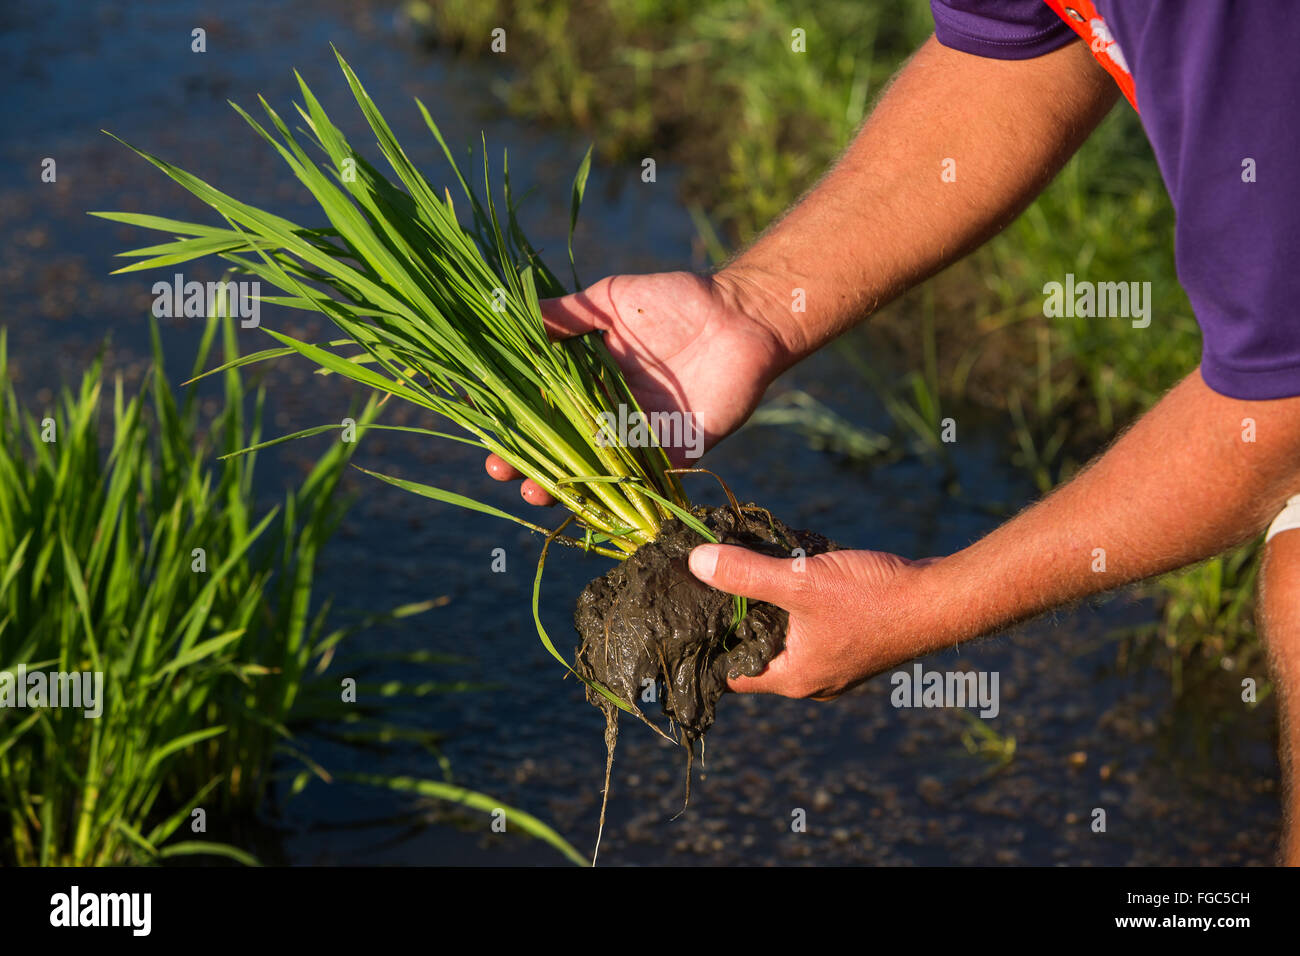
top-left (0, 315), bottom-right (583, 866)
top-left (97, 55), bottom-right (789, 854)
top-left (95, 51), bottom-right (720, 699)
top-left (95, 50), bottom-right (688, 566)
top-left (0, 316), bottom-right (351, 865)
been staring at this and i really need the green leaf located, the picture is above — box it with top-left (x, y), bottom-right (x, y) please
top-left (568, 145), bottom-right (593, 291)
top-left (157, 841), bottom-right (261, 866)
top-left (344, 773), bottom-right (586, 866)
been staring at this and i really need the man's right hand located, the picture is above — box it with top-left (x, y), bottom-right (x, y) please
top-left (486, 36), bottom-right (1121, 508)
top-left (485, 269), bottom-right (796, 504)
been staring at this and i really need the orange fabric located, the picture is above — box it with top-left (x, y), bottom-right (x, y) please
top-left (1042, 0), bottom-right (1138, 111)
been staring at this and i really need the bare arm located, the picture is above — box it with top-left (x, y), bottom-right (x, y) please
top-left (675, 37), bottom-right (1300, 696)
top-left (492, 32), bottom-right (1300, 678)
top-left (696, 373), bottom-right (1300, 700)
top-left (490, 35), bottom-right (1120, 501)
top-left (925, 375), bottom-right (1300, 644)
top-left (719, 34), bottom-right (1120, 363)
top-left (484, 23), bottom-right (1300, 860)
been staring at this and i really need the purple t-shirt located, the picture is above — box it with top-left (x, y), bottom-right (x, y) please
top-left (931, 0), bottom-right (1300, 400)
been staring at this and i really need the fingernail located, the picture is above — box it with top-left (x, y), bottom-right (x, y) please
top-left (689, 544), bottom-right (719, 581)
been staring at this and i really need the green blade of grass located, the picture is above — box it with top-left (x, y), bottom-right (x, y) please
top-left (343, 773), bottom-right (586, 866)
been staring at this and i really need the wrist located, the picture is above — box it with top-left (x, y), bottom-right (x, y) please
top-left (710, 263), bottom-right (811, 375)
top-left (903, 557), bottom-right (968, 651)
top-left (905, 551), bottom-right (1007, 651)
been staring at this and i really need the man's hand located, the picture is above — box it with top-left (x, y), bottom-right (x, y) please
top-left (687, 543), bottom-right (942, 699)
top-left (690, 374), bottom-right (1300, 702)
top-left (486, 37), bottom-right (1118, 507)
top-left (485, 270), bottom-right (796, 504)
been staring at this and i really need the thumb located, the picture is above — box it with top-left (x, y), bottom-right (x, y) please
top-left (539, 277), bottom-right (616, 341)
top-left (688, 544), bottom-right (806, 609)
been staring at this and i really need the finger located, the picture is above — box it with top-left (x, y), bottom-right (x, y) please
top-left (663, 443), bottom-right (694, 469)
top-left (539, 278), bottom-right (613, 341)
top-left (520, 479), bottom-right (556, 507)
top-left (727, 659), bottom-right (789, 696)
top-left (728, 657), bottom-right (839, 700)
top-left (485, 455), bottom-right (556, 506)
top-left (688, 543), bottom-right (807, 609)
top-left (726, 653), bottom-right (832, 698)
top-left (485, 453), bottom-right (522, 482)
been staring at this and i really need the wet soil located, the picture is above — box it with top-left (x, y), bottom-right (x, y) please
top-left (575, 506), bottom-right (837, 745)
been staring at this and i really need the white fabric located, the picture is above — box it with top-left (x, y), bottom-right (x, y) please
top-left (1266, 494), bottom-right (1300, 543)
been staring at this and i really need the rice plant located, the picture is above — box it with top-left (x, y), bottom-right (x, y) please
top-left (0, 315), bottom-right (583, 866)
top-left (94, 51), bottom-right (720, 712)
top-left (0, 316), bottom-right (325, 864)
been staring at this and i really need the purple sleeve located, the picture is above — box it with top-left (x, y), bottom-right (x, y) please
top-left (930, 0), bottom-right (1075, 59)
top-left (1108, 1), bottom-right (1300, 400)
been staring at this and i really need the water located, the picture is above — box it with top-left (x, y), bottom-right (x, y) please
top-left (0, 0), bottom-right (1278, 865)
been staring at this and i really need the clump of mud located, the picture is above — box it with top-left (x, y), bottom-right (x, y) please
top-left (574, 505), bottom-right (838, 747)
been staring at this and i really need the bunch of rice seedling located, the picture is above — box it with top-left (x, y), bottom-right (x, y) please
top-left (96, 53), bottom-right (838, 851)
top-left (0, 317), bottom-right (321, 866)
top-left (0, 314), bottom-right (584, 866)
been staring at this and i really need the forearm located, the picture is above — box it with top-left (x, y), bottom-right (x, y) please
top-left (717, 34), bottom-right (1117, 365)
top-left (914, 372), bottom-right (1300, 649)
top-left (703, 369), bottom-right (1299, 700)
